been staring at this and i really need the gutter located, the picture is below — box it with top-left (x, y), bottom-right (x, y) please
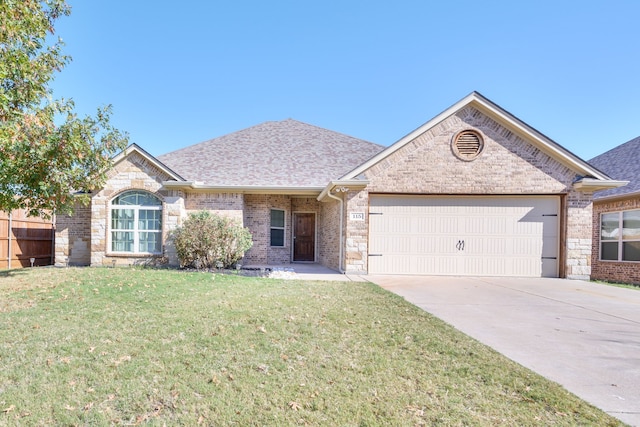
top-left (572, 178), bottom-right (628, 192)
top-left (317, 179), bottom-right (369, 201)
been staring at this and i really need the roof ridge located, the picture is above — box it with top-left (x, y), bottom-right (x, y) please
top-left (158, 119), bottom-right (383, 159)
top-left (276, 118), bottom-right (384, 147)
top-left (158, 120), bottom-right (282, 158)
top-left (155, 118), bottom-right (386, 187)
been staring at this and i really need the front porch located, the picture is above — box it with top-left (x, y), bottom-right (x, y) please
top-left (239, 263), bottom-right (367, 282)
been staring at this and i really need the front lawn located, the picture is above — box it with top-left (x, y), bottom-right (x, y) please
top-left (0, 268), bottom-right (622, 426)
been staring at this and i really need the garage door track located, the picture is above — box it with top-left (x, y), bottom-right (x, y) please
top-left (370, 276), bottom-right (640, 426)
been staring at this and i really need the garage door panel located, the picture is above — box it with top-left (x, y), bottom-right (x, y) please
top-left (462, 217), bottom-right (486, 234)
top-left (370, 254), bottom-right (411, 273)
top-left (542, 216), bottom-right (559, 236)
top-left (415, 237), bottom-right (439, 253)
top-left (368, 196), bottom-right (559, 277)
top-left (481, 237), bottom-right (508, 255)
top-left (415, 217), bottom-right (438, 233)
top-left (369, 236), bottom-right (408, 253)
top-left (438, 217), bottom-right (458, 233)
top-left (542, 236), bottom-right (558, 257)
top-left (486, 217), bottom-right (508, 234)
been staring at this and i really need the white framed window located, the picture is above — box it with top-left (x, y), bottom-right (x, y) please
top-left (110, 191), bottom-right (162, 254)
top-left (270, 209), bottom-right (285, 247)
top-left (600, 209), bottom-right (640, 262)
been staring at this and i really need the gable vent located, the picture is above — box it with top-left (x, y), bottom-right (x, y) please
top-left (452, 130), bottom-right (484, 161)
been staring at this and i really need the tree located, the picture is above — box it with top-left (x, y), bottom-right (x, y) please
top-left (0, 0), bottom-right (128, 217)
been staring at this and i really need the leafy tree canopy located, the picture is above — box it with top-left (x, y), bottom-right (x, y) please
top-left (0, 0), bottom-right (128, 217)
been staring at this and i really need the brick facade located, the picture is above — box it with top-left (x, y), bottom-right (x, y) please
top-left (317, 199), bottom-right (341, 270)
top-left (55, 152), bottom-right (183, 267)
top-left (185, 192), bottom-right (244, 221)
top-left (242, 195), bottom-right (326, 266)
top-left (56, 155), bottom-right (331, 269)
top-left (342, 107), bottom-right (594, 278)
top-left (591, 196), bottom-right (640, 285)
top-left (56, 98), bottom-right (606, 279)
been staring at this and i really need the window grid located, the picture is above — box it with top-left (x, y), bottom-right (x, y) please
top-left (111, 191), bottom-right (162, 255)
top-left (600, 209), bottom-right (640, 262)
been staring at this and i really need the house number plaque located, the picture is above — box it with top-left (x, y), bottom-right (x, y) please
top-left (350, 212), bottom-right (365, 221)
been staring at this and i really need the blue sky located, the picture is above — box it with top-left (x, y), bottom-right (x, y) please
top-left (51, 1), bottom-right (640, 160)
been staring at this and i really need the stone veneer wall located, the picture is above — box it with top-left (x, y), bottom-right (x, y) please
top-left (591, 197), bottom-right (640, 285)
top-left (565, 192), bottom-right (594, 279)
top-left (55, 203), bottom-right (91, 266)
top-left (81, 152), bottom-right (183, 267)
top-left (344, 190), bottom-right (368, 273)
top-left (343, 106), bottom-right (594, 278)
top-left (163, 190), bottom-right (186, 265)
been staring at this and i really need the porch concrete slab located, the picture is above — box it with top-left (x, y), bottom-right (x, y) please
top-left (242, 263), bottom-right (367, 282)
top-left (368, 275), bottom-right (640, 426)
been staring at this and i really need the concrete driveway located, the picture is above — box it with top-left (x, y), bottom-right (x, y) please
top-left (369, 275), bottom-right (640, 426)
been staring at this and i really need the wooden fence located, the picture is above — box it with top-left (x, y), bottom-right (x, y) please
top-left (0, 210), bottom-right (54, 269)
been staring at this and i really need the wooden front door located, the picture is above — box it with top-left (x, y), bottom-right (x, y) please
top-left (293, 213), bottom-right (315, 262)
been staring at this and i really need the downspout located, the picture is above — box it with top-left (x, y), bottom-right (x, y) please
top-left (326, 190), bottom-right (345, 274)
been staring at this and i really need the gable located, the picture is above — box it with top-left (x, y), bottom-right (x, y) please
top-left (102, 151), bottom-right (176, 197)
top-left (111, 144), bottom-right (184, 182)
top-left (364, 106), bottom-right (576, 194)
top-left (338, 92), bottom-right (625, 195)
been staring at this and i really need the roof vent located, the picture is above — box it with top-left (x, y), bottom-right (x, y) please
top-left (452, 130), bottom-right (484, 161)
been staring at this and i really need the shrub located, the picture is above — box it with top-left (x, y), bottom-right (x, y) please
top-left (171, 211), bottom-right (253, 269)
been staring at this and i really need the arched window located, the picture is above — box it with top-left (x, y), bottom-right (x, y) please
top-left (110, 190), bottom-right (162, 254)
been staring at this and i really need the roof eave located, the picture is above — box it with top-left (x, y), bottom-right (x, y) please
top-left (572, 178), bottom-right (629, 192)
top-left (162, 181), bottom-right (324, 196)
top-left (317, 180), bottom-right (370, 202)
top-left (593, 189), bottom-right (640, 203)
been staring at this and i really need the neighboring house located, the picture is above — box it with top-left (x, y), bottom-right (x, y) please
top-left (55, 92), bottom-right (625, 279)
top-left (589, 137), bottom-right (640, 284)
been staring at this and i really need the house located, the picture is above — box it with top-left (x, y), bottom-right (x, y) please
top-left (589, 137), bottom-right (640, 284)
top-left (54, 92), bottom-right (625, 279)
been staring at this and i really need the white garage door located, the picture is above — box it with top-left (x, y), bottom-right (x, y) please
top-left (368, 195), bottom-right (559, 277)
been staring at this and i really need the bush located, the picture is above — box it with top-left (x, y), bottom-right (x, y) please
top-left (171, 211), bottom-right (253, 269)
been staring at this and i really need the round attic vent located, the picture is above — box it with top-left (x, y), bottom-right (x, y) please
top-left (452, 130), bottom-right (484, 161)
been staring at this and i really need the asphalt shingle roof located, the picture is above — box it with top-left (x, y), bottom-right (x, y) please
top-left (157, 119), bottom-right (385, 187)
top-left (589, 136), bottom-right (640, 199)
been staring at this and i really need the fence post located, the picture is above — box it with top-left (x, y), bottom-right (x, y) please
top-left (7, 212), bottom-right (11, 270)
top-left (51, 215), bottom-right (55, 266)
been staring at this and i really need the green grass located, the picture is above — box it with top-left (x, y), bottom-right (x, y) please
top-left (0, 268), bottom-right (623, 426)
top-left (594, 280), bottom-right (640, 290)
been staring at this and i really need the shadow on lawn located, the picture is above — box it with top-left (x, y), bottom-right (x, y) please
top-left (0, 268), bottom-right (29, 278)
